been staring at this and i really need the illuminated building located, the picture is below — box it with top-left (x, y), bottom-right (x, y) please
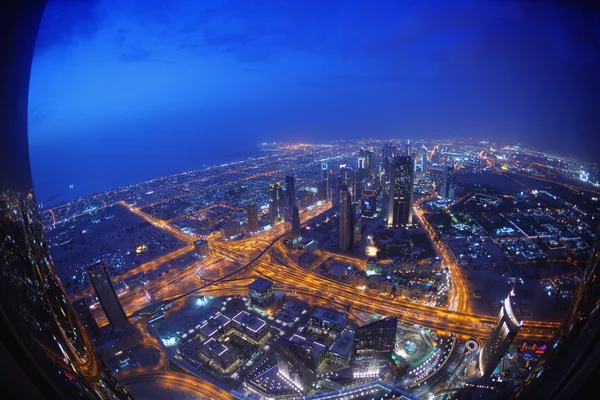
top-left (285, 175), bottom-right (296, 207)
top-left (276, 335), bottom-right (323, 394)
top-left (479, 291), bottom-right (522, 378)
top-left (421, 151), bottom-right (427, 172)
top-left (268, 182), bottom-right (284, 225)
top-left (249, 278), bottom-right (275, 310)
top-left (86, 263), bottom-right (129, 332)
top-left (321, 162), bottom-right (330, 200)
top-left (199, 338), bottom-right (237, 371)
top-left (514, 225), bottom-right (600, 399)
top-left (339, 185), bottom-right (354, 251)
top-left (331, 175), bottom-right (341, 210)
top-left (193, 239), bottom-right (210, 258)
top-left (309, 306), bottom-right (348, 338)
top-left (361, 189), bottom-right (377, 217)
top-left (387, 156), bottom-right (414, 227)
top-left (441, 164), bottom-right (455, 200)
top-left (292, 205), bottom-right (301, 244)
top-left (72, 298), bottom-right (102, 340)
top-left (246, 202), bottom-right (259, 233)
top-left (231, 311), bottom-right (269, 342)
top-left (353, 317), bottom-right (397, 376)
top-left (327, 329), bottom-right (355, 367)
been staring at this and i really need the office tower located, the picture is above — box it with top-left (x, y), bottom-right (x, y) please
top-left (441, 164), bottom-right (455, 200)
top-left (276, 337), bottom-right (320, 394)
top-left (353, 317), bottom-right (398, 375)
top-left (292, 206), bottom-right (301, 244)
top-left (317, 180), bottom-right (327, 201)
top-left (514, 224), bottom-right (600, 399)
top-left (387, 156), bottom-right (414, 227)
top-left (0, 5), bottom-right (134, 398)
top-left (268, 182), bottom-right (284, 226)
top-left (285, 175), bottom-right (296, 207)
top-left (362, 189), bottom-right (377, 217)
top-left (87, 263), bottom-right (129, 332)
top-left (247, 203), bottom-right (259, 233)
top-left (339, 185), bottom-right (354, 251)
top-left (321, 162), bottom-right (330, 199)
top-left (478, 291), bottom-right (522, 378)
top-left (405, 140), bottom-right (412, 157)
top-left (421, 151), bottom-right (428, 172)
top-left (330, 175), bottom-right (341, 210)
top-left (72, 298), bottom-right (102, 339)
top-left (249, 278), bottom-right (275, 310)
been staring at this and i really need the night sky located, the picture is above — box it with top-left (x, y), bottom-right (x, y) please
top-left (28, 0), bottom-right (600, 204)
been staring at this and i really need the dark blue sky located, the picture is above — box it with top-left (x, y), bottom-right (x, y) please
top-left (28, 0), bottom-right (600, 204)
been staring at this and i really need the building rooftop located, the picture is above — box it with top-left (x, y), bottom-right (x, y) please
top-left (329, 329), bottom-right (355, 358)
top-left (312, 306), bottom-right (348, 328)
top-left (249, 278), bottom-right (273, 293)
top-left (203, 338), bottom-right (231, 359)
top-left (232, 311), bottom-right (267, 333)
top-left (290, 333), bottom-right (326, 357)
top-left (197, 312), bottom-right (231, 338)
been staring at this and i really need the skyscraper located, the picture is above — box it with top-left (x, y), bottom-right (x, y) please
top-left (292, 206), bottom-right (301, 244)
top-left (339, 185), bottom-right (354, 251)
top-left (330, 175), bottom-right (341, 210)
top-left (361, 189), bottom-right (377, 218)
top-left (514, 224), bottom-right (600, 399)
top-left (478, 291), bottom-right (522, 378)
top-left (72, 298), bottom-right (102, 339)
top-left (387, 156), bottom-right (414, 227)
top-left (441, 164), bottom-right (455, 201)
top-left (285, 175), bottom-right (296, 208)
top-left (421, 151), bottom-right (428, 172)
top-left (247, 203), bottom-right (259, 233)
top-left (321, 162), bottom-right (330, 199)
top-left (268, 182), bottom-right (284, 226)
top-left (353, 317), bottom-right (397, 375)
top-left (86, 263), bottom-right (129, 332)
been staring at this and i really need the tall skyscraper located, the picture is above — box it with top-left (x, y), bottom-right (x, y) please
top-left (421, 151), bottom-right (428, 172)
top-left (353, 317), bottom-right (397, 375)
top-left (361, 189), bottom-right (377, 218)
top-left (292, 206), bottom-right (301, 244)
top-left (268, 182), bottom-right (284, 226)
top-left (514, 225), bottom-right (600, 399)
top-left (247, 203), bottom-right (259, 233)
top-left (321, 162), bottom-right (330, 199)
top-left (339, 185), bottom-right (354, 251)
top-left (285, 175), bottom-right (296, 208)
top-left (330, 175), bottom-right (341, 210)
top-left (86, 263), bottom-right (129, 332)
top-left (441, 164), bottom-right (455, 201)
top-left (72, 298), bottom-right (102, 339)
top-left (276, 337), bottom-right (320, 395)
top-left (478, 291), bottom-right (522, 378)
top-left (387, 156), bottom-right (414, 227)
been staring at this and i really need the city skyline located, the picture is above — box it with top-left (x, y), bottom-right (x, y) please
top-left (28, 0), bottom-right (600, 204)
top-left (2, 2), bottom-right (600, 400)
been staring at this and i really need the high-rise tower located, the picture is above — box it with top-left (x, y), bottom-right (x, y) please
top-left (285, 175), bottom-right (296, 208)
top-left (478, 291), bottom-right (522, 378)
top-left (86, 263), bottom-right (129, 332)
top-left (339, 185), bottom-right (354, 251)
top-left (441, 164), bottom-right (455, 201)
top-left (387, 156), bottom-right (414, 227)
top-left (268, 182), bottom-right (284, 226)
top-left (246, 203), bottom-right (259, 233)
top-left (292, 206), bottom-right (301, 244)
